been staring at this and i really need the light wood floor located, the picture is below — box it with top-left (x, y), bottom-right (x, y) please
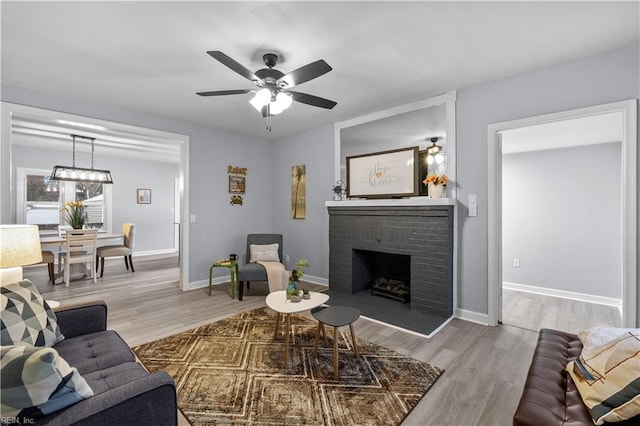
top-left (502, 288), bottom-right (622, 334)
top-left (24, 255), bottom-right (539, 426)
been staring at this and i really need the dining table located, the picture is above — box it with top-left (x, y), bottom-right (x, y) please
top-left (40, 232), bottom-right (124, 283)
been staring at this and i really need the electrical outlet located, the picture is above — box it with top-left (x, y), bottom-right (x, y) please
top-left (285, 254), bottom-right (290, 263)
top-left (190, 214), bottom-right (196, 223)
top-left (513, 258), bottom-right (520, 267)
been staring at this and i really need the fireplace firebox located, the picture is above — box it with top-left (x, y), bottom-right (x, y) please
top-left (352, 249), bottom-right (410, 303)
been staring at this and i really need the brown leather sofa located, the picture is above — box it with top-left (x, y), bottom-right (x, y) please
top-left (514, 328), bottom-right (639, 426)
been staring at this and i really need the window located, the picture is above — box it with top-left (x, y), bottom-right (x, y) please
top-left (17, 168), bottom-right (111, 233)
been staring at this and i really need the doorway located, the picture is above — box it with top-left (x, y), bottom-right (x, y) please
top-left (487, 100), bottom-right (637, 328)
top-left (1, 102), bottom-right (191, 289)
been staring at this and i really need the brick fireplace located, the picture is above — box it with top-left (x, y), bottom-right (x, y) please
top-left (327, 203), bottom-right (454, 327)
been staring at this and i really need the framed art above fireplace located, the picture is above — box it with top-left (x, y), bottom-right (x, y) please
top-left (346, 146), bottom-right (419, 199)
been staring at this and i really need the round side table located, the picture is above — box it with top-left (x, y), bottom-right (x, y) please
top-left (311, 305), bottom-right (360, 380)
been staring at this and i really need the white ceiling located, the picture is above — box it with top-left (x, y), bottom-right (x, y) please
top-left (2, 1), bottom-right (638, 143)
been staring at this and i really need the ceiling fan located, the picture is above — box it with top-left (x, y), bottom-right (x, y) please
top-left (197, 51), bottom-right (337, 126)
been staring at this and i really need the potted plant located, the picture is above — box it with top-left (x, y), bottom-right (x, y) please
top-left (287, 259), bottom-right (309, 301)
top-left (302, 288), bottom-right (310, 300)
top-left (61, 201), bottom-right (86, 229)
top-left (423, 174), bottom-right (449, 198)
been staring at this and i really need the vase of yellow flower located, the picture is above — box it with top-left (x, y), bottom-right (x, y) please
top-left (423, 174), bottom-right (448, 198)
top-left (61, 201), bottom-right (86, 229)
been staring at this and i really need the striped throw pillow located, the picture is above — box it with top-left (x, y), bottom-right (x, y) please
top-left (0, 345), bottom-right (94, 419)
top-left (567, 330), bottom-right (640, 425)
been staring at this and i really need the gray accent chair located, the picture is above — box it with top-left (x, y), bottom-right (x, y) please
top-left (237, 234), bottom-right (283, 301)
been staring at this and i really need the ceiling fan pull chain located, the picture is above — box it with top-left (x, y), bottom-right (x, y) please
top-left (266, 104), bottom-right (272, 132)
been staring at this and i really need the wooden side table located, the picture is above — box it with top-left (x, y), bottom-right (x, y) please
top-left (265, 290), bottom-right (330, 369)
top-left (208, 260), bottom-right (238, 298)
top-left (312, 305), bottom-right (360, 380)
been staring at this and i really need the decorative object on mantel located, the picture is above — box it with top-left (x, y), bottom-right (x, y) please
top-left (332, 180), bottom-right (346, 201)
top-left (291, 165), bottom-right (306, 219)
top-left (228, 165), bottom-right (247, 206)
top-left (423, 173), bottom-right (448, 198)
top-left (51, 134), bottom-right (113, 184)
top-left (61, 201), bottom-right (86, 229)
top-left (347, 146), bottom-right (419, 199)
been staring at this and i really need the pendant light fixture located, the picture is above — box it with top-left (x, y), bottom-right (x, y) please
top-left (50, 134), bottom-right (113, 184)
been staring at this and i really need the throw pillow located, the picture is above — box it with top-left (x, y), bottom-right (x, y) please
top-left (1, 345), bottom-right (94, 419)
top-left (1, 279), bottom-right (64, 347)
top-left (578, 327), bottom-right (640, 356)
top-left (566, 330), bottom-right (640, 425)
top-left (249, 243), bottom-right (280, 263)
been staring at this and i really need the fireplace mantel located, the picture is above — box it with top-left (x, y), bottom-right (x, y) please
top-left (325, 197), bottom-right (455, 208)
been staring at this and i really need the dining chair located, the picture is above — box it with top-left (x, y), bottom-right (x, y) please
top-left (62, 229), bottom-right (98, 287)
top-left (56, 225), bottom-right (73, 275)
top-left (38, 250), bottom-right (56, 282)
top-left (96, 223), bottom-right (136, 277)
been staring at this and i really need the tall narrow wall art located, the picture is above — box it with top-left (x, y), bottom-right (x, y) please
top-left (291, 165), bottom-right (306, 219)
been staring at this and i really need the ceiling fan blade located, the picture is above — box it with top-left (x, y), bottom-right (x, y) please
top-left (277, 60), bottom-right (332, 88)
top-left (196, 89), bottom-right (254, 97)
top-left (207, 51), bottom-right (265, 86)
top-left (288, 91), bottom-right (337, 109)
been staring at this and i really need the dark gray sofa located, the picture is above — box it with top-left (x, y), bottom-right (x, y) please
top-left (39, 301), bottom-right (177, 425)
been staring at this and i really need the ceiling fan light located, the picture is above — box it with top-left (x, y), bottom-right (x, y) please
top-left (269, 101), bottom-right (285, 115)
top-left (249, 88), bottom-right (271, 111)
top-left (435, 153), bottom-right (445, 164)
top-left (274, 92), bottom-right (292, 111)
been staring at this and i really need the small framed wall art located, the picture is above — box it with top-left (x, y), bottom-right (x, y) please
top-left (229, 175), bottom-right (246, 194)
top-left (137, 188), bottom-right (151, 204)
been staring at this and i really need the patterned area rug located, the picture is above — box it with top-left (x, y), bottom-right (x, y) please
top-left (133, 307), bottom-right (443, 425)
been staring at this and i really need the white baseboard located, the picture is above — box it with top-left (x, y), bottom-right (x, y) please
top-left (184, 274), bottom-right (329, 292)
top-left (455, 308), bottom-right (489, 326)
top-left (300, 274), bottom-right (328, 286)
top-left (503, 281), bottom-right (622, 310)
top-left (134, 248), bottom-right (178, 257)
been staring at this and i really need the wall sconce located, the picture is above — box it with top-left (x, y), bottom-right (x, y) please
top-left (50, 134), bottom-right (113, 184)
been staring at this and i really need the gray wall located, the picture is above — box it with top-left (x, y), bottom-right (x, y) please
top-left (456, 44), bottom-right (638, 320)
top-left (2, 84), bottom-right (276, 284)
top-left (272, 125), bottom-right (334, 281)
top-left (12, 144), bottom-right (179, 252)
top-left (502, 143), bottom-right (622, 298)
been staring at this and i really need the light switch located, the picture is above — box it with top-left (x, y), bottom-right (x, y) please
top-left (468, 194), bottom-right (478, 217)
top-left (190, 214), bottom-right (196, 223)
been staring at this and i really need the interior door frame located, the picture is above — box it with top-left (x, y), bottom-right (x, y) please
top-left (1, 102), bottom-right (191, 290)
top-left (487, 99), bottom-right (637, 327)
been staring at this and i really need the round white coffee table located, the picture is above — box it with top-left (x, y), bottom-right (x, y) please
top-left (265, 290), bottom-right (330, 368)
